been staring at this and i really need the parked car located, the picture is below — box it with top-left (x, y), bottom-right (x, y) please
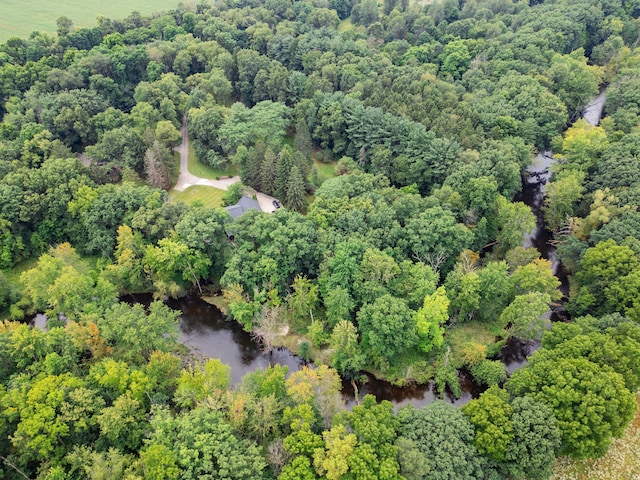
top-left (272, 200), bottom-right (281, 209)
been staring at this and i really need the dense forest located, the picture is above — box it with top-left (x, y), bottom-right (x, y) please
top-left (1, 0), bottom-right (640, 477)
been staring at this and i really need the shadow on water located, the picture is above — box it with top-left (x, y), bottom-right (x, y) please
top-left (124, 293), bottom-right (304, 386)
top-left (514, 151), bottom-right (571, 301)
top-left (342, 370), bottom-right (485, 410)
top-left (499, 338), bottom-right (541, 375)
top-left (121, 294), bottom-right (485, 407)
top-left (501, 91), bottom-right (608, 369)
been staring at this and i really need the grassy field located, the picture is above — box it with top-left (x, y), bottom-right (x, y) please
top-left (168, 151), bottom-right (181, 188)
top-left (187, 141), bottom-right (238, 179)
top-left (304, 159), bottom-right (337, 207)
top-left (169, 185), bottom-right (225, 209)
top-left (0, 0), bottom-right (181, 41)
top-left (313, 159), bottom-right (338, 184)
top-left (337, 17), bottom-right (355, 33)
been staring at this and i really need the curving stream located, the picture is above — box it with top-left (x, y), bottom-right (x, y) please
top-left (503, 90), bottom-right (607, 371)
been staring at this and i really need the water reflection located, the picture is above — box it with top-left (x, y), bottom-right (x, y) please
top-left (582, 90), bottom-right (606, 126)
top-left (122, 294), bottom-right (482, 407)
top-left (499, 338), bottom-right (541, 375)
top-left (28, 313), bottom-right (47, 330)
top-left (123, 293), bottom-right (303, 386)
top-left (342, 370), bottom-right (484, 410)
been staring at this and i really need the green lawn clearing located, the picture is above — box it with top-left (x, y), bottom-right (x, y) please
top-left (314, 159), bottom-right (338, 184)
top-left (1, 0), bottom-right (181, 41)
top-left (187, 140), bottom-right (238, 179)
top-left (170, 185), bottom-right (225, 209)
top-left (168, 151), bottom-right (181, 188)
top-left (337, 17), bottom-right (355, 33)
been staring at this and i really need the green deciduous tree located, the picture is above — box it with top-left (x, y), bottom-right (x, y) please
top-left (543, 170), bottom-right (585, 231)
top-left (462, 386), bottom-right (513, 461)
top-left (147, 406), bottom-right (266, 479)
top-left (155, 119), bottom-right (182, 148)
top-left (95, 301), bottom-right (179, 363)
top-left (414, 286), bottom-right (449, 353)
top-left (571, 239), bottom-right (638, 316)
top-left (140, 444), bottom-right (180, 480)
top-left (174, 205), bottom-right (231, 279)
top-left (500, 292), bottom-right (552, 342)
top-left (511, 259), bottom-right (561, 301)
top-left (144, 237), bottom-right (211, 296)
top-left (286, 366), bottom-right (343, 429)
top-left (222, 182), bottom-right (245, 207)
top-left (174, 359), bottom-right (232, 409)
top-left (495, 196), bottom-right (536, 255)
top-left (7, 373), bottom-right (104, 463)
top-left (504, 396), bottom-right (561, 480)
top-left (396, 401), bottom-right (489, 480)
top-left (357, 295), bottom-right (418, 372)
top-left (97, 393), bottom-right (147, 453)
top-left (329, 320), bottom-right (365, 379)
top-left (507, 356), bottom-right (635, 459)
top-left (313, 424), bottom-right (357, 480)
top-left (470, 360), bottom-right (508, 387)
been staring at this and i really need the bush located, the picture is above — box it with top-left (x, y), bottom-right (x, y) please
top-left (299, 341), bottom-right (311, 362)
top-left (222, 182), bottom-right (245, 207)
top-left (315, 149), bottom-right (334, 163)
top-left (471, 360), bottom-right (507, 386)
top-left (306, 320), bottom-right (328, 347)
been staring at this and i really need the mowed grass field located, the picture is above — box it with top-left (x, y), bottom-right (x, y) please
top-left (169, 185), bottom-right (225, 209)
top-left (0, 0), bottom-right (182, 41)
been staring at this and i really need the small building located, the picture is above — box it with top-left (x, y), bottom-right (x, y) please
top-left (225, 195), bottom-right (262, 220)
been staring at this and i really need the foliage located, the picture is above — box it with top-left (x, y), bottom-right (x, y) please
top-left (357, 295), bottom-right (418, 373)
top-left (396, 401), bottom-right (490, 480)
top-left (0, 0), bottom-right (638, 477)
top-left (508, 356), bottom-right (636, 459)
top-left (147, 406), bottom-right (267, 479)
top-left (221, 182), bottom-right (245, 207)
top-left (414, 286), bottom-right (448, 354)
top-left (506, 396), bottom-right (561, 480)
top-left (500, 292), bottom-right (552, 342)
top-left (462, 386), bottom-right (513, 461)
top-left (96, 301), bottom-right (180, 363)
top-left (174, 359), bottom-right (232, 409)
top-left (471, 360), bottom-right (508, 387)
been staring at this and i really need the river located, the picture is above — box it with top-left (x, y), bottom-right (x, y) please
top-left (116, 293), bottom-right (479, 408)
top-left (504, 90), bottom-right (607, 371)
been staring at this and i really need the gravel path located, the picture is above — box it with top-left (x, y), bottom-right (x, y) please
top-left (173, 115), bottom-right (277, 213)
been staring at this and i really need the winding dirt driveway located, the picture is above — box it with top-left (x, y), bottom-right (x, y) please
top-left (173, 114), bottom-right (277, 213)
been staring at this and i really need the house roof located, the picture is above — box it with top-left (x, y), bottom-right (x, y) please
top-left (225, 195), bottom-right (262, 219)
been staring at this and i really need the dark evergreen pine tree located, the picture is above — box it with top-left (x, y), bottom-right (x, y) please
top-left (275, 145), bottom-right (295, 200)
top-left (294, 118), bottom-right (313, 159)
top-left (241, 141), bottom-right (266, 190)
top-left (259, 148), bottom-right (278, 196)
top-left (285, 165), bottom-right (307, 212)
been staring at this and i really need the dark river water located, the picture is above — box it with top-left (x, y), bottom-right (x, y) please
top-left (119, 293), bottom-right (482, 408)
